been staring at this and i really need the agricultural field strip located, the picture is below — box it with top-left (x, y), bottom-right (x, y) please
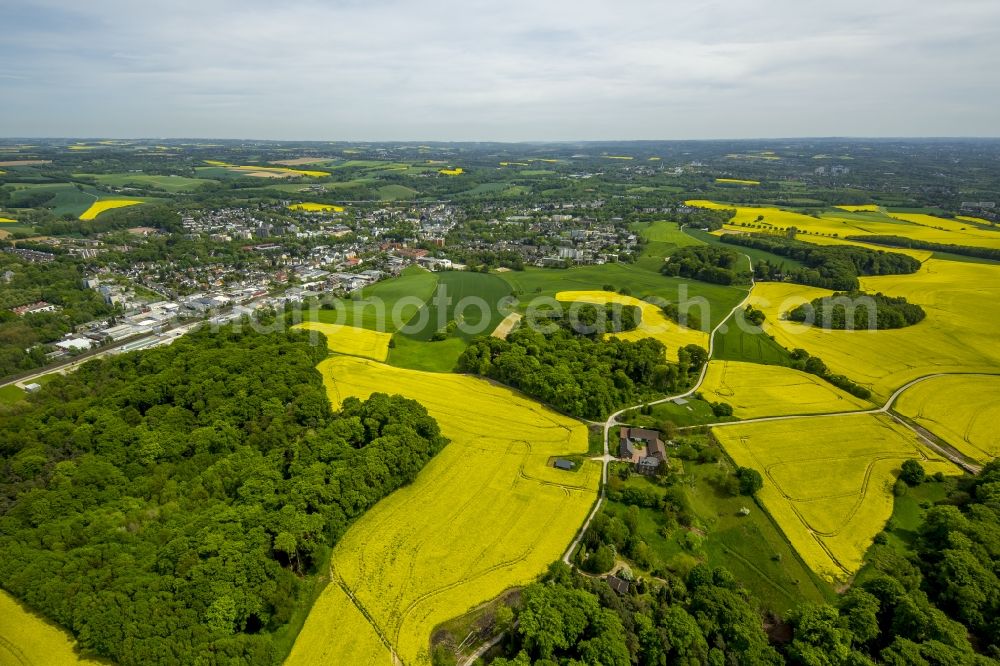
top-left (894, 375), bottom-right (1000, 463)
top-left (292, 322), bottom-right (392, 362)
top-left (554, 290), bottom-right (709, 360)
top-left (746, 262), bottom-right (1000, 400)
top-left (293, 356), bottom-right (598, 665)
top-left (687, 371), bottom-right (994, 473)
top-left (686, 200), bottom-right (1000, 250)
top-left (713, 415), bottom-right (959, 580)
top-left (700, 360), bottom-right (872, 419)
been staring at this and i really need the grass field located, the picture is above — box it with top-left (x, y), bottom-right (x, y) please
top-left (0, 384), bottom-right (27, 405)
top-left (632, 220), bottom-right (701, 271)
top-left (293, 322), bottom-right (392, 361)
top-left (700, 360), bottom-right (872, 418)
top-left (713, 413), bottom-right (961, 581)
top-left (315, 266), bottom-right (438, 333)
top-left (604, 466), bottom-right (831, 613)
top-left (556, 290), bottom-right (708, 360)
top-left (499, 265), bottom-right (747, 330)
top-left (0, 590), bottom-right (99, 665)
top-left (713, 309), bottom-right (794, 366)
top-left (400, 271), bottom-right (512, 342)
top-left (748, 259), bottom-right (1000, 400)
top-left (79, 198), bottom-right (145, 220)
top-left (377, 184), bottom-right (419, 200)
top-left (75, 173), bottom-right (215, 192)
top-left (386, 334), bottom-right (468, 373)
top-left (7, 183), bottom-right (101, 217)
top-left (854, 478), bottom-right (953, 588)
top-left (622, 397), bottom-right (732, 428)
top-left (895, 374), bottom-right (1000, 463)
top-left (290, 356), bottom-right (599, 666)
top-left (387, 272), bottom-right (513, 371)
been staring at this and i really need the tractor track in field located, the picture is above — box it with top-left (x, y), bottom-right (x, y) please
top-left (691, 371), bottom-right (997, 474)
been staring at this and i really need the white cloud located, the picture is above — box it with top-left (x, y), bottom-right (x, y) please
top-left (2, 0), bottom-right (999, 138)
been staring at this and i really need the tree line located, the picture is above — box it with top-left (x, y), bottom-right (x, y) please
top-left (788, 291), bottom-right (926, 330)
top-left (660, 245), bottom-right (752, 286)
top-left (0, 326), bottom-right (448, 665)
top-left (848, 235), bottom-right (1000, 262)
top-left (457, 325), bottom-right (707, 420)
top-left (486, 460), bottom-right (1000, 666)
top-left (719, 233), bottom-right (921, 290)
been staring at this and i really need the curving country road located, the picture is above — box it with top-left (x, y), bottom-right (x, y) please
top-left (562, 257), bottom-right (757, 564)
top-left (562, 256), bottom-right (991, 566)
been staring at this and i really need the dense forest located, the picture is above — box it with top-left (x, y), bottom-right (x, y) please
top-left (847, 235), bottom-right (1000, 262)
top-left (660, 246), bottom-right (752, 286)
top-left (489, 460), bottom-right (1000, 666)
top-left (719, 234), bottom-right (921, 290)
top-left (0, 326), bottom-right (447, 665)
top-left (457, 326), bottom-right (706, 419)
top-left (552, 302), bottom-right (643, 336)
top-left (788, 292), bottom-right (927, 330)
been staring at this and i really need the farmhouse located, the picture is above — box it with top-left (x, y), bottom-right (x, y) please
top-left (607, 575), bottom-right (630, 595)
top-left (553, 458), bottom-right (575, 471)
top-left (619, 427), bottom-right (667, 474)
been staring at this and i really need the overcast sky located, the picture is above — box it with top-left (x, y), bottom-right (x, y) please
top-left (2, 0), bottom-right (998, 141)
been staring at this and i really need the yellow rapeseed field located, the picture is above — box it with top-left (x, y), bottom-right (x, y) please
top-left (715, 178), bottom-right (760, 185)
top-left (686, 200), bottom-right (1000, 250)
top-left (895, 374), bottom-right (1000, 463)
top-left (835, 204), bottom-right (881, 212)
top-left (0, 216), bottom-right (16, 223)
top-left (713, 413), bottom-right (960, 581)
top-left (0, 590), bottom-right (100, 665)
top-left (78, 199), bottom-right (144, 220)
top-left (956, 215), bottom-right (993, 226)
top-left (293, 322), bottom-right (393, 362)
top-left (438, 167), bottom-right (463, 175)
top-left (288, 583), bottom-right (391, 665)
top-left (749, 259), bottom-right (1000, 400)
top-left (700, 360), bottom-right (872, 418)
top-left (289, 356), bottom-right (598, 665)
top-left (288, 202), bottom-right (345, 213)
top-left (556, 290), bottom-right (709, 361)
top-left (204, 160), bottom-right (329, 178)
